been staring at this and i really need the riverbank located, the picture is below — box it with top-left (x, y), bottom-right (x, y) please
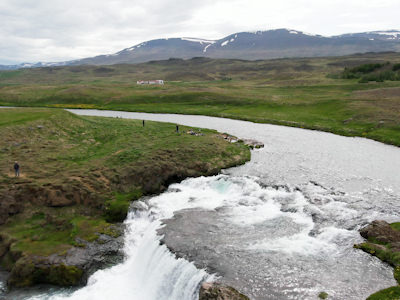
top-left (0, 108), bottom-right (250, 291)
top-left (1, 53), bottom-right (400, 147)
top-left (355, 221), bottom-right (400, 299)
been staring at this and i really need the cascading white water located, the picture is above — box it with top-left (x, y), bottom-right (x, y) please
top-left (36, 186), bottom-right (219, 300)
top-left (21, 174), bottom-right (393, 300)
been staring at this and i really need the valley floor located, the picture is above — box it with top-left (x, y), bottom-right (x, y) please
top-left (1, 53), bottom-right (400, 147)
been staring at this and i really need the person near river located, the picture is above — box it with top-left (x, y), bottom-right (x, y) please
top-left (14, 161), bottom-right (20, 177)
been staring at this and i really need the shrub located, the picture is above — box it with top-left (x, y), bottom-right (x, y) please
top-left (318, 292), bottom-right (328, 299)
top-left (349, 63), bottom-right (384, 74)
top-left (393, 63), bottom-right (400, 71)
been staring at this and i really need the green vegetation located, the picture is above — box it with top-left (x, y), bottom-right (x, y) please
top-left (0, 53), bottom-right (400, 146)
top-left (318, 291), bottom-right (328, 299)
top-left (342, 63), bottom-right (385, 78)
top-left (355, 223), bottom-right (400, 299)
top-left (338, 61), bottom-right (400, 83)
top-left (8, 258), bottom-right (84, 288)
top-left (367, 286), bottom-right (400, 300)
top-left (393, 64), bottom-right (400, 72)
top-left (0, 108), bottom-right (249, 279)
top-left (105, 190), bottom-right (142, 222)
top-left (391, 223), bottom-right (400, 231)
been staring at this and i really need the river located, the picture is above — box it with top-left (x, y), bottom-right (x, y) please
top-left (3, 109), bottom-right (400, 299)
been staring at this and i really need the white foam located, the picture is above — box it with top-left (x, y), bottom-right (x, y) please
top-left (48, 174), bottom-right (356, 299)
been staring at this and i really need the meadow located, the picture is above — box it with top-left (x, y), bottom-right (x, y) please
top-left (1, 52), bottom-right (400, 146)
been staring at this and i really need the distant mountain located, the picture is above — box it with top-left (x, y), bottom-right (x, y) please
top-left (0, 61), bottom-right (69, 70)
top-left (2, 29), bottom-right (400, 70)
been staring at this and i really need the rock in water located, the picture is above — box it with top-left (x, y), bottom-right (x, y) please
top-left (242, 139), bottom-right (264, 149)
top-left (360, 220), bottom-right (400, 247)
top-left (199, 282), bottom-right (250, 300)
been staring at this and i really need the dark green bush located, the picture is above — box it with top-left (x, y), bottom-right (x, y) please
top-left (104, 199), bottom-right (130, 222)
top-left (359, 70), bottom-right (400, 83)
top-left (393, 63), bottom-right (400, 71)
top-left (349, 63), bottom-right (384, 74)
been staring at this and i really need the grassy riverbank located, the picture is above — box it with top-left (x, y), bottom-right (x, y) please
top-left (355, 221), bottom-right (400, 299)
top-left (0, 108), bottom-right (250, 287)
top-left (1, 52), bottom-right (400, 146)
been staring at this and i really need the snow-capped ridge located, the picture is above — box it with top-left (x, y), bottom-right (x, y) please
top-left (369, 30), bottom-right (400, 37)
top-left (2, 28), bottom-right (400, 70)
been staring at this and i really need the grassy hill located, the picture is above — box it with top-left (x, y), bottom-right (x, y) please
top-left (0, 108), bottom-right (250, 287)
top-left (1, 53), bottom-right (400, 146)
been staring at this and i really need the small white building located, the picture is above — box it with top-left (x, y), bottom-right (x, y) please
top-left (137, 80), bottom-right (164, 85)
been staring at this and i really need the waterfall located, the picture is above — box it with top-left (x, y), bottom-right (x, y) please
top-left (41, 178), bottom-right (221, 300)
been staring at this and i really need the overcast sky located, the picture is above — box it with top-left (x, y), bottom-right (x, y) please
top-left (1, 0), bottom-right (399, 64)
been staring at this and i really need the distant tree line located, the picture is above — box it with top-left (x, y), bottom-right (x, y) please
top-left (331, 62), bottom-right (400, 83)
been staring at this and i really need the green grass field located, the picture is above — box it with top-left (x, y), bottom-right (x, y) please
top-left (0, 108), bottom-right (249, 259)
top-left (1, 53), bottom-right (400, 146)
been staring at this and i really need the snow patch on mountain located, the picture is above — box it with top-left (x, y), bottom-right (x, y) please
top-left (203, 44), bottom-right (212, 53)
top-left (124, 42), bottom-right (147, 52)
top-left (283, 28), bottom-right (325, 37)
top-left (181, 37), bottom-right (216, 44)
top-left (371, 31), bottom-right (400, 37)
top-left (221, 40), bottom-right (229, 47)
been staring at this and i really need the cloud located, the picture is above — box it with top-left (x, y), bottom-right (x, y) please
top-left (0, 0), bottom-right (399, 64)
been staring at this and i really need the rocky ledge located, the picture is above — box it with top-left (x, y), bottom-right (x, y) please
top-left (1, 229), bottom-right (123, 289)
top-left (218, 134), bottom-right (264, 149)
top-left (199, 282), bottom-right (250, 300)
top-left (158, 208), bottom-right (252, 299)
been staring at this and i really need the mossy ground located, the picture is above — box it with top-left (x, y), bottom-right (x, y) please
top-left (356, 223), bottom-right (400, 299)
top-left (2, 208), bottom-right (122, 257)
top-left (367, 286), bottom-right (400, 300)
top-left (105, 191), bottom-right (142, 222)
top-left (0, 108), bottom-right (249, 259)
top-left (1, 53), bottom-right (400, 146)
top-left (318, 291), bottom-right (328, 299)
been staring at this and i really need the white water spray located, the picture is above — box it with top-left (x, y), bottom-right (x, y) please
top-left (20, 174), bottom-right (397, 300)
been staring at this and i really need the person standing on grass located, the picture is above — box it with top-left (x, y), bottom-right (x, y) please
top-left (14, 161), bottom-right (20, 177)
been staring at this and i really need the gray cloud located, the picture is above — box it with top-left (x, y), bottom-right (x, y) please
top-left (0, 0), bottom-right (399, 64)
